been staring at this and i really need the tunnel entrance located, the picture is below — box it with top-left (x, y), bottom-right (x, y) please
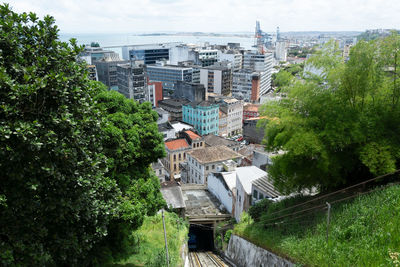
top-left (188, 223), bottom-right (214, 251)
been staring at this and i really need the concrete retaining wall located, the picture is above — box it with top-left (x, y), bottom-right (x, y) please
top-left (225, 234), bottom-right (294, 267)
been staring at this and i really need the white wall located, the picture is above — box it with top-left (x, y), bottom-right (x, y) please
top-left (208, 173), bottom-right (233, 214)
top-left (235, 176), bottom-right (246, 222)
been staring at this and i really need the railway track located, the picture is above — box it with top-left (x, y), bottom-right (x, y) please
top-left (189, 251), bottom-right (230, 267)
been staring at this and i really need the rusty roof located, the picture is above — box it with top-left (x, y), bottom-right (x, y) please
top-left (185, 130), bottom-right (201, 140)
top-left (187, 145), bottom-right (242, 164)
top-left (165, 138), bottom-right (190, 151)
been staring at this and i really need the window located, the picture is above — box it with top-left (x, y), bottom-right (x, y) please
top-left (259, 193), bottom-right (264, 199)
top-left (179, 153), bottom-right (181, 160)
top-left (206, 166), bottom-right (209, 171)
top-left (253, 190), bottom-right (258, 199)
top-left (159, 170), bottom-right (162, 175)
top-left (173, 154), bottom-right (176, 161)
top-left (174, 164), bottom-right (176, 171)
top-left (212, 165), bottom-right (215, 169)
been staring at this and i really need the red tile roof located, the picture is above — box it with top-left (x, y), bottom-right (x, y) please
top-left (165, 139), bottom-right (190, 150)
top-left (185, 130), bottom-right (201, 140)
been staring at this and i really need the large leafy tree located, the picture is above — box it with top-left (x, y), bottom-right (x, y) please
top-left (262, 36), bottom-right (400, 193)
top-left (89, 90), bottom-right (165, 263)
top-left (0, 4), bottom-right (165, 265)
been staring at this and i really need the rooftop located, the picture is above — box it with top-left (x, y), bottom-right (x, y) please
top-left (159, 98), bottom-right (189, 107)
top-left (203, 134), bottom-right (239, 148)
top-left (236, 166), bottom-right (267, 195)
top-left (160, 181), bottom-right (185, 209)
top-left (165, 138), bottom-right (190, 151)
top-left (171, 121), bottom-right (193, 132)
top-left (181, 184), bottom-right (229, 217)
top-left (185, 100), bottom-right (218, 108)
top-left (252, 176), bottom-right (281, 198)
top-left (187, 145), bottom-right (242, 164)
top-left (184, 130), bottom-right (201, 141)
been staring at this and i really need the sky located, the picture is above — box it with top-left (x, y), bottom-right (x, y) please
top-left (7, 0), bottom-right (400, 34)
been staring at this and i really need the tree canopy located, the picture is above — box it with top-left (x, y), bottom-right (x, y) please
top-left (0, 4), bottom-right (165, 265)
top-left (261, 36), bottom-right (400, 193)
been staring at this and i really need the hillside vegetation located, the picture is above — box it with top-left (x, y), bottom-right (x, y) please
top-left (113, 211), bottom-right (188, 267)
top-left (234, 185), bottom-right (400, 266)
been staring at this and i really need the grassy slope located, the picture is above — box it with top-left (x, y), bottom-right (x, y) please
top-left (114, 211), bottom-right (188, 267)
top-left (234, 185), bottom-right (400, 267)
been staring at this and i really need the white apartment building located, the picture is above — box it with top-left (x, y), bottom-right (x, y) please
top-left (218, 51), bottom-right (243, 71)
top-left (186, 145), bottom-right (242, 184)
top-left (244, 52), bottom-right (273, 95)
top-left (275, 41), bottom-right (287, 62)
top-left (199, 49), bottom-right (219, 67)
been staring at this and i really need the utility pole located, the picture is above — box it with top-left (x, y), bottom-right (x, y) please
top-left (162, 209), bottom-right (170, 267)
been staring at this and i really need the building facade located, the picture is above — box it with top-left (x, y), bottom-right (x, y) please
top-left (146, 80), bottom-right (163, 107)
top-left (199, 49), bottom-right (218, 67)
top-left (117, 63), bottom-right (146, 102)
top-left (242, 52), bottom-right (273, 98)
top-left (182, 101), bottom-right (219, 136)
top-left (243, 104), bottom-right (260, 121)
top-left (232, 70), bottom-right (263, 102)
top-left (275, 41), bottom-right (287, 62)
top-left (158, 99), bottom-right (189, 122)
top-left (199, 65), bottom-right (232, 96)
top-left (121, 43), bottom-right (180, 63)
top-left (163, 138), bottom-right (191, 180)
top-left (146, 64), bottom-right (193, 96)
top-left (173, 81), bottom-right (206, 102)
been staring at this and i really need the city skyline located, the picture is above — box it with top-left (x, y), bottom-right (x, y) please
top-left (8, 0), bottom-right (400, 34)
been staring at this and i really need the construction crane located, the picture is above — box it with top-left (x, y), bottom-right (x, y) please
top-left (254, 21), bottom-right (272, 54)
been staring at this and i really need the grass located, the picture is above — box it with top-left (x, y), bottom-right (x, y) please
top-left (234, 185), bottom-right (400, 267)
top-left (114, 211), bottom-right (188, 267)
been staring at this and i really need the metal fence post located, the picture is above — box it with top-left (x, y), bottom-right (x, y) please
top-left (162, 209), bottom-right (170, 267)
top-left (326, 202), bottom-right (331, 244)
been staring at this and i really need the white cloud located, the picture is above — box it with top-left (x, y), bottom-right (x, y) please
top-left (7, 0), bottom-right (400, 33)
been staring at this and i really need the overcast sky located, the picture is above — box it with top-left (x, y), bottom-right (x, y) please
top-left (8, 0), bottom-right (400, 33)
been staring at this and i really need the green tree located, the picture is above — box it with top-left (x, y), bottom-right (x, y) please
top-left (0, 4), bottom-right (120, 265)
top-left (261, 35), bottom-right (400, 193)
top-left (272, 70), bottom-right (294, 89)
top-left (89, 90), bottom-right (166, 263)
top-left (0, 5), bottom-right (166, 265)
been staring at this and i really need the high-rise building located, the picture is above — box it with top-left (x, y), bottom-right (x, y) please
top-left (198, 49), bottom-right (219, 67)
top-left (121, 43), bottom-right (180, 64)
top-left (275, 41), bottom-right (287, 62)
top-left (199, 63), bottom-right (232, 96)
top-left (233, 52), bottom-right (273, 101)
top-left (146, 64), bottom-right (193, 96)
top-left (218, 50), bottom-right (243, 71)
top-left (182, 101), bottom-right (219, 136)
top-left (94, 56), bottom-right (130, 90)
top-left (232, 70), bottom-right (263, 102)
top-left (116, 63), bottom-right (146, 102)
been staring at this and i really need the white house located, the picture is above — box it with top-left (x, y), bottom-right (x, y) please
top-left (207, 161), bottom-right (237, 215)
top-left (234, 166), bottom-right (280, 221)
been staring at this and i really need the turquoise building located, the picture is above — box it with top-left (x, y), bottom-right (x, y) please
top-left (182, 101), bottom-right (219, 136)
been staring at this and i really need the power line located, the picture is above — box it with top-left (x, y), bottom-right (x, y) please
top-left (266, 170), bottom-right (400, 218)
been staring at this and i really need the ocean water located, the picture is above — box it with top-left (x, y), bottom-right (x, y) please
top-left (59, 33), bottom-right (256, 56)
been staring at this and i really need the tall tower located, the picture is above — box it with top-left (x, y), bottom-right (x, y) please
top-left (276, 26), bottom-right (281, 42)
